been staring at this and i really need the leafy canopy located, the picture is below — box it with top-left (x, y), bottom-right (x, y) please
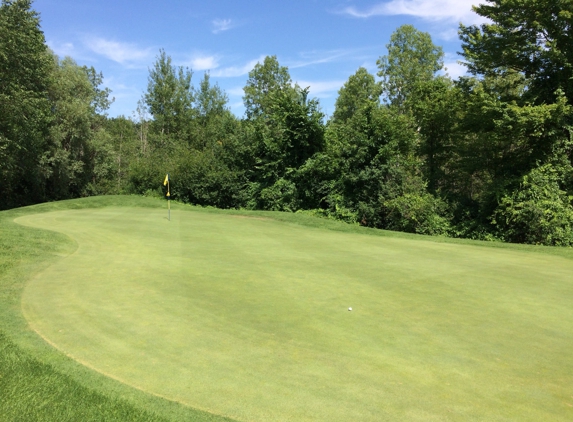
top-left (460, 0), bottom-right (573, 104)
top-left (377, 24), bottom-right (444, 108)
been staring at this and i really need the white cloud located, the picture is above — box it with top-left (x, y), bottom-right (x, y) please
top-left (84, 37), bottom-right (152, 64)
top-left (294, 80), bottom-right (346, 97)
top-left (212, 56), bottom-right (266, 78)
top-left (340, 0), bottom-right (488, 25)
top-left (183, 55), bottom-right (219, 71)
top-left (212, 18), bottom-right (234, 34)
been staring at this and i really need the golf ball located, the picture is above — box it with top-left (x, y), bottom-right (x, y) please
top-left (348, 307), bottom-right (352, 311)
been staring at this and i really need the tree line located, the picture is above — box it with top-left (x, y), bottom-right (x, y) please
top-left (2, 0), bottom-right (573, 246)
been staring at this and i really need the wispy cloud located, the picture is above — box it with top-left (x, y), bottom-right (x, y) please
top-left (339, 0), bottom-right (487, 25)
top-left (212, 18), bottom-right (234, 34)
top-left (47, 40), bottom-right (76, 58)
top-left (84, 37), bottom-right (152, 64)
top-left (212, 56), bottom-right (266, 78)
top-left (289, 49), bottom-right (357, 69)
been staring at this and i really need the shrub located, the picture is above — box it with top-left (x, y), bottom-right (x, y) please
top-left (492, 164), bottom-right (573, 246)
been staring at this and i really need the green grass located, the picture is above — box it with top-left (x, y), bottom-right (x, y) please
top-left (0, 197), bottom-right (235, 422)
top-left (0, 331), bottom-right (172, 422)
top-left (2, 196), bottom-right (573, 421)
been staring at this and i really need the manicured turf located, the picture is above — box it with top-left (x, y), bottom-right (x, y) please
top-left (10, 200), bottom-right (573, 421)
top-left (0, 197), bottom-right (235, 422)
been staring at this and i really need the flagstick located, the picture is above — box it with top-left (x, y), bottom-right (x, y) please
top-left (167, 179), bottom-right (171, 221)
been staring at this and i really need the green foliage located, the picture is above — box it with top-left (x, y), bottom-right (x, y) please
top-left (0, 1), bottom-right (114, 209)
top-left (332, 67), bottom-right (381, 123)
top-left (460, 0), bottom-right (573, 104)
top-left (258, 177), bottom-right (299, 211)
top-left (492, 163), bottom-right (573, 246)
top-left (377, 24), bottom-right (444, 108)
top-left (192, 73), bottom-right (238, 151)
top-left (195, 72), bottom-right (229, 121)
top-left (406, 77), bottom-right (461, 193)
top-left (3, 0), bottom-right (573, 247)
top-left (324, 95), bottom-right (449, 234)
top-left (451, 78), bottom-right (573, 227)
top-left (44, 55), bottom-right (113, 199)
top-left (380, 165), bottom-right (451, 236)
top-left (243, 55), bottom-right (292, 119)
top-left (242, 59), bottom-right (325, 210)
top-left (144, 49), bottom-right (195, 145)
top-left (455, 2), bottom-right (573, 241)
top-left (128, 154), bottom-right (171, 197)
top-left (0, 0), bottom-right (52, 208)
top-left (172, 147), bottom-right (246, 209)
top-left (103, 116), bottom-right (141, 194)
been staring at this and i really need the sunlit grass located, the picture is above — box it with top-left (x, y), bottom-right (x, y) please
top-left (2, 196), bottom-right (571, 421)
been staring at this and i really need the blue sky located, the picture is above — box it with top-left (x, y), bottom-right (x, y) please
top-left (34, 0), bottom-right (486, 119)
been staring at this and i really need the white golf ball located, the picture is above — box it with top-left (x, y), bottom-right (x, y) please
top-left (348, 307), bottom-right (352, 311)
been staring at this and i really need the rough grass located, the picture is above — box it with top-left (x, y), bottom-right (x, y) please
top-left (0, 332), bottom-right (171, 422)
top-left (2, 195), bottom-right (573, 421)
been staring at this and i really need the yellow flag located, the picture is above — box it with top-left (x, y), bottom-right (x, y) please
top-left (163, 174), bottom-right (169, 186)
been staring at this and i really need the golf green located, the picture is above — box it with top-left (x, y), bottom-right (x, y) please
top-left (16, 207), bottom-right (573, 421)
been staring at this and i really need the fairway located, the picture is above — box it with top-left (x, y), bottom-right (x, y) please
top-left (16, 206), bottom-right (573, 421)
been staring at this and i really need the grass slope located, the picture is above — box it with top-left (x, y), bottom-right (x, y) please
top-left (2, 196), bottom-right (573, 421)
top-left (0, 332), bottom-right (171, 422)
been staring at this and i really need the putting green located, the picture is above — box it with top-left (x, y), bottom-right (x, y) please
top-left (17, 207), bottom-right (573, 421)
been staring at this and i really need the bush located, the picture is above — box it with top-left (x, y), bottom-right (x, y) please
top-left (259, 178), bottom-right (300, 211)
top-left (382, 192), bottom-right (450, 235)
top-left (492, 164), bottom-right (573, 246)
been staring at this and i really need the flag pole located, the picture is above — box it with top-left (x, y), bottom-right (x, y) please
top-left (164, 173), bottom-right (171, 221)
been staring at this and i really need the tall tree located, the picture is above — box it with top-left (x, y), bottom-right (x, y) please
top-left (242, 57), bottom-right (325, 210)
top-left (455, 1), bottom-right (573, 243)
top-left (103, 116), bottom-right (138, 194)
top-left (144, 49), bottom-right (194, 146)
top-left (377, 24), bottom-right (444, 108)
top-left (45, 55), bottom-right (113, 198)
top-left (332, 67), bottom-right (381, 124)
top-left (0, 0), bottom-right (52, 208)
top-left (195, 72), bottom-right (229, 120)
top-left (192, 72), bottom-right (236, 150)
top-left (406, 76), bottom-right (461, 194)
top-left (243, 55), bottom-right (292, 119)
top-left (459, 0), bottom-right (573, 104)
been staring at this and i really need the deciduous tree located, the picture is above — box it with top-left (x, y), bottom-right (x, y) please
top-left (377, 24), bottom-right (444, 108)
top-left (0, 0), bottom-right (52, 207)
top-left (332, 67), bottom-right (381, 123)
top-left (144, 49), bottom-right (195, 146)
